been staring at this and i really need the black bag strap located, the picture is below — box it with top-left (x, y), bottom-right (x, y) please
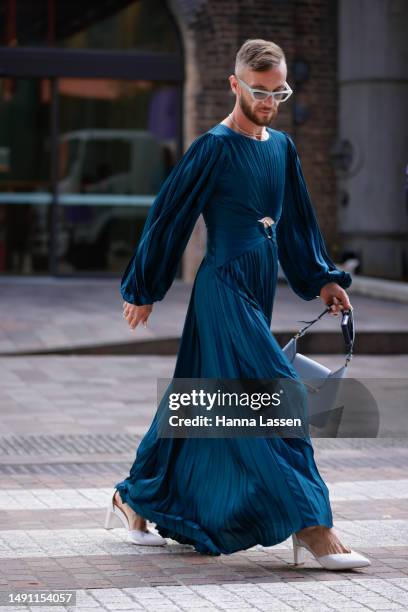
top-left (292, 305), bottom-right (354, 368)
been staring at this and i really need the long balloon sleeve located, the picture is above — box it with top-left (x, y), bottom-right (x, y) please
top-left (276, 132), bottom-right (352, 301)
top-left (120, 132), bottom-right (228, 305)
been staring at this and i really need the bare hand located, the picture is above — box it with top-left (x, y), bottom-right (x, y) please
top-left (319, 282), bottom-right (352, 316)
top-left (122, 301), bottom-right (153, 330)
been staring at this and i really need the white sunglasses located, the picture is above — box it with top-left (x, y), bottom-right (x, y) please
top-left (236, 76), bottom-right (293, 103)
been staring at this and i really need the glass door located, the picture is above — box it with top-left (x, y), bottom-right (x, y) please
top-left (0, 76), bottom-right (180, 276)
top-left (56, 77), bottom-right (179, 274)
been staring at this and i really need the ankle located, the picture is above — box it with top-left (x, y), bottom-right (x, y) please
top-left (297, 525), bottom-right (322, 536)
top-left (113, 491), bottom-right (147, 530)
top-left (114, 491), bottom-right (123, 507)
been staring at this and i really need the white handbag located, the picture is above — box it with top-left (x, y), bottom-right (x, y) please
top-left (282, 306), bottom-right (355, 430)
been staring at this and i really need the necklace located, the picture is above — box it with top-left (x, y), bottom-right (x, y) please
top-left (227, 113), bottom-right (266, 141)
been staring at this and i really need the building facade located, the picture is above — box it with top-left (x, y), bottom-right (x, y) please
top-left (0, 0), bottom-right (406, 281)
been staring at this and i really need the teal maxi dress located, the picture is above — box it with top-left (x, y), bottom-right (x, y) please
top-left (115, 123), bottom-right (352, 556)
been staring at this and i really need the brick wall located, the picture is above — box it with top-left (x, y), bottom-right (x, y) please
top-left (169, 0), bottom-right (341, 280)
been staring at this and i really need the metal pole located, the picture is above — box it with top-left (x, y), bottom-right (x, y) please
top-left (48, 76), bottom-right (58, 276)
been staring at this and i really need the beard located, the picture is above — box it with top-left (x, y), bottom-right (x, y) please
top-left (239, 93), bottom-right (277, 126)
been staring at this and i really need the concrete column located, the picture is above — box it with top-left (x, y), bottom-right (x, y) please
top-left (337, 0), bottom-right (408, 279)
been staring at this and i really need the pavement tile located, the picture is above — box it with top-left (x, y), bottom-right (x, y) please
top-left (0, 345), bottom-right (407, 609)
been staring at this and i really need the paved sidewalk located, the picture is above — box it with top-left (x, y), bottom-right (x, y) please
top-left (0, 353), bottom-right (407, 610)
top-left (1, 277), bottom-right (408, 355)
top-left (1, 268), bottom-right (407, 611)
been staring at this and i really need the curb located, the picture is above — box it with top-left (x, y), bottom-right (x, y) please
top-left (2, 330), bottom-right (407, 357)
top-left (347, 275), bottom-right (408, 303)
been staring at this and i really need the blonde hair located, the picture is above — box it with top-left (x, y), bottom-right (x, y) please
top-left (235, 39), bottom-right (286, 76)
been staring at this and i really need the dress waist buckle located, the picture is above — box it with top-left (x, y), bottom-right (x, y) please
top-left (257, 216), bottom-right (275, 239)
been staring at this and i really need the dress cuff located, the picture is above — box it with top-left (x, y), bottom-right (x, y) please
top-left (311, 269), bottom-right (353, 298)
top-left (120, 287), bottom-right (154, 306)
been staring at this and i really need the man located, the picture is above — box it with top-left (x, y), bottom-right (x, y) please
top-left (115, 39), bottom-right (369, 568)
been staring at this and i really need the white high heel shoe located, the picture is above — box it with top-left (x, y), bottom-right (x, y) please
top-left (292, 532), bottom-right (371, 570)
top-left (104, 489), bottom-right (167, 546)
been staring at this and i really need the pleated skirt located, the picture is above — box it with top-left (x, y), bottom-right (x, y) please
top-left (115, 238), bottom-right (333, 555)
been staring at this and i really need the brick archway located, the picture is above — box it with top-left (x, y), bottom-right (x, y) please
top-left (167, 0), bottom-right (339, 281)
